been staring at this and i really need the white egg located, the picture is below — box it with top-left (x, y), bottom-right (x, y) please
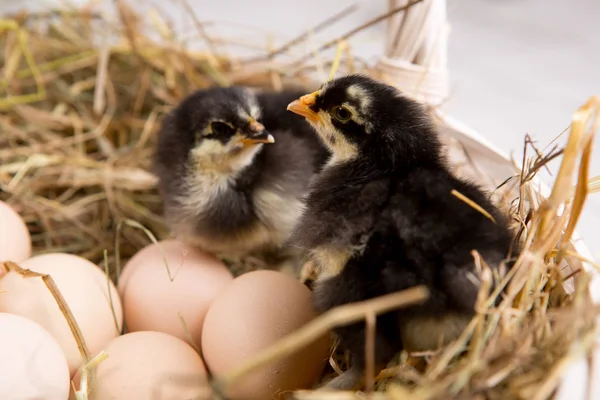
top-left (0, 313), bottom-right (70, 400)
top-left (0, 201), bottom-right (32, 263)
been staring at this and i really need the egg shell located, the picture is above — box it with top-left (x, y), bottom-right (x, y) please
top-left (72, 331), bottom-right (212, 400)
top-left (0, 200), bottom-right (32, 263)
top-left (0, 253), bottom-right (123, 376)
top-left (0, 312), bottom-right (70, 400)
top-left (201, 270), bottom-right (330, 400)
top-left (118, 239), bottom-right (233, 345)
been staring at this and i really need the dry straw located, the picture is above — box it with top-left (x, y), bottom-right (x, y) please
top-left (1, 1), bottom-right (599, 399)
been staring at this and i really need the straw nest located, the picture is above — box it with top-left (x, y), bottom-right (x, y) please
top-left (1, 1), bottom-right (599, 399)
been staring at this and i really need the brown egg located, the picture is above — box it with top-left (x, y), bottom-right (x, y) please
top-left (118, 240), bottom-right (233, 346)
top-left (201, 270), bottom-right (330, 400)
top-left (0, 253), bottom-right (123, 377)
top-left (72, 331), bottom-right (212, 400)
top-left (0, 313), bottom-right (70, 400)
top-left (0, 200), bottom-right (31, 263)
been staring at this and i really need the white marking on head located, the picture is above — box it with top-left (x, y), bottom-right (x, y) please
top-left (236, 105), bottom-right (249, 121)
top-left (242, 89), bottom-right (262, 120)
top-left (346, 84), bottom-right (372, 111)
top-left (345, 85), bottom-right (374, 133)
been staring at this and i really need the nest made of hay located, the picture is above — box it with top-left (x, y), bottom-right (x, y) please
top-left (1, 1), bottom-right (599, 399)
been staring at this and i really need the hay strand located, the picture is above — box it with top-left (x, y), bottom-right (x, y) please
top-left (450, 189), bottom-right (497, 224)
top-left (72, 350), bottom-right (110, 400)
top-left (244, 3), bottom-right (359, 64)
top-left (293, 0), bottom-right (425, 64)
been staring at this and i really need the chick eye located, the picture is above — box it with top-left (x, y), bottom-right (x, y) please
top-left (210, 121), bottom-right (235, 137)
top-left (331, 106), bottom-right (352, 123)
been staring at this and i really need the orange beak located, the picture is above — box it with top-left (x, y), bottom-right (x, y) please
top-left (247, 119), bottom-right (265, 134)
top-left (240, 132), bottom-right (275, 145)
top-left (239, 119), bottom-right (275, 146)
top-left (287, 91), bottom-right (321, 123)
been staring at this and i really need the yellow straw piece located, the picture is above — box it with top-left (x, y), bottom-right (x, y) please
top-left (451, 189), bottom-right (497, 224)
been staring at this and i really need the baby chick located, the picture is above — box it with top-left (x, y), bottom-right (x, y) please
top-left (287, 75), bottom-right (517, 390)
top-left (154, 86), bottom-right (329, 264)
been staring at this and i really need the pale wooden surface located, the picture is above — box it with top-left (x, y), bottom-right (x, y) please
top-left (2, 0), bottom-right (598, 256)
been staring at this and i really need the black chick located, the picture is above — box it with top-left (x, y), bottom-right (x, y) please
top-left (286, 74), bottom-right (517, 390)
top-left (154, 86), bottom-right (329, 265)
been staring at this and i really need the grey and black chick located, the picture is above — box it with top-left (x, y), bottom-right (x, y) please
top-left (154, 86), bottom-right (330, 264)
top-left (286, 74), bottom-right (518, 390)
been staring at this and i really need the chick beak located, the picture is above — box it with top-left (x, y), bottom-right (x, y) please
top-left (239, 120), bottom-right (274, 146)
top-left (287, 91), bottom-right (321, 124)
top-left (240, 131), bottom-right (275, 145)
